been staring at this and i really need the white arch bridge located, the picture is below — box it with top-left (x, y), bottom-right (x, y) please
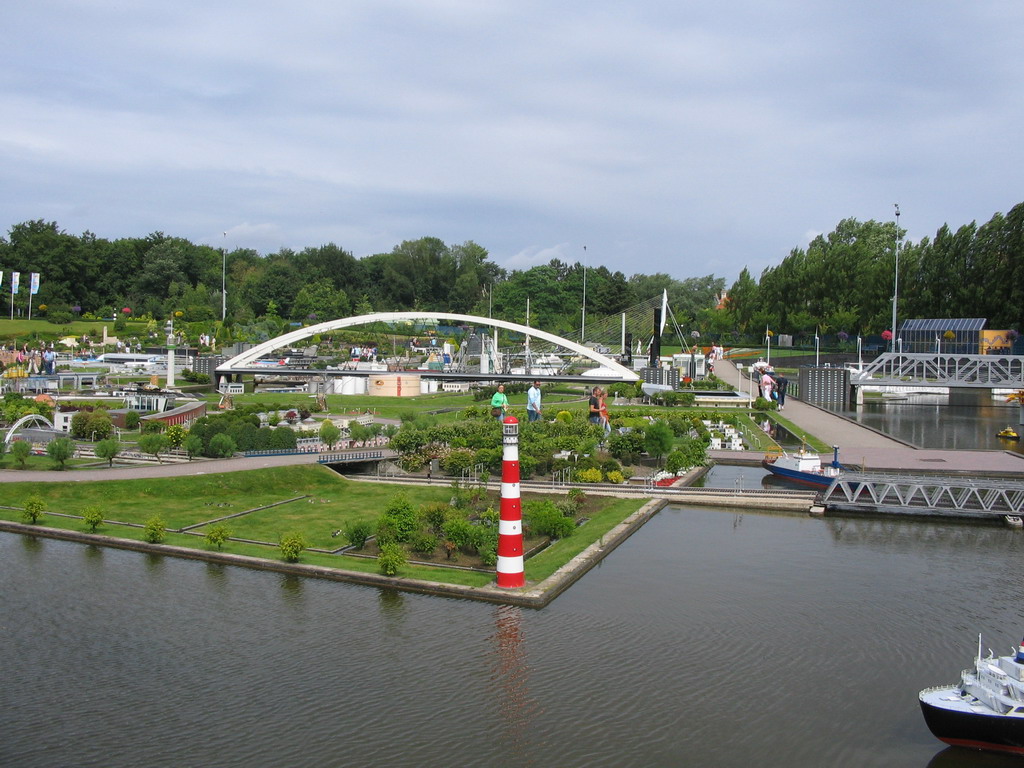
top-left (216, 311), bottom-right (640, 384)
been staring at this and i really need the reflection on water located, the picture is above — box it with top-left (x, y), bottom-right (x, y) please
top-left (835, 394), bottom-right (1023, 455)
top-left (691, 463), bottom-right (768, 489)
top-left (489, 605), bottom-right (541, 766)
top-left (4, 505), bottom-right (1024, 767)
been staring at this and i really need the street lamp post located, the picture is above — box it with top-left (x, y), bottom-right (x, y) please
top-left (581, 245), bottom-right (587, 342)
top-left (891, 204), bottom-right (901, 352)
top-left (221, 232), bottom-right (227, 322)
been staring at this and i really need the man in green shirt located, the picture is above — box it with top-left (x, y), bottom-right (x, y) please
top-left (490, 384), bottom-right (509, 422)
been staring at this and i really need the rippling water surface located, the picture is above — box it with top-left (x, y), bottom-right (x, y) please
top-left (837, 395), bottom-right (1024, 455)
top-left (3, 505), bottom-right (1024, 768)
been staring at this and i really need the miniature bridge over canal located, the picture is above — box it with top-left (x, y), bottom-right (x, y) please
top-left (818, 471), bottom-right (1024, 522)
top-left (851, 352), bottom-right (1024, 389)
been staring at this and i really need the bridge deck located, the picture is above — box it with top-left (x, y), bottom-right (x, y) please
top-left (851, 352), bottom-right (1024, 388)
top-left (819, 471), bottom-right (1024, 520)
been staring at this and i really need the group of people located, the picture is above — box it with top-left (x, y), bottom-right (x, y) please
top-left (588, 386), bottom-right (611, 435)
top-left (0, 343), bottom-right (57, 375)
top-left (758, 369), bottom-right (789, 410)
top-left (350, 345), bottom-right (378, 361)
top-left (490, 380), bottom-right (547, 423)
top-left (489, 381), bottom-right (611, 435)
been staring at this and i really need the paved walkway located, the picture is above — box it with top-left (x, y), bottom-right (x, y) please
top-left (712, 358), bottom-right (1024, 476)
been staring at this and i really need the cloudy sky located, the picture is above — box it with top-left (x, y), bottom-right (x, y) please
top-left (3, 0), bottom-right (1022, 283)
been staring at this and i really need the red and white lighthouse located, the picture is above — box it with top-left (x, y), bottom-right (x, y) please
top-left (496, 415), bottom-right (525, 588)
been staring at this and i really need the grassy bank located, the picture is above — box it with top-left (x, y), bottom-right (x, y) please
top-left (0, 464), bottom-right (647, 588)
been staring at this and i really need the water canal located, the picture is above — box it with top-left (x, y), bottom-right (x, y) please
top-left (4, 502), bottom-right (1023, 767)
top-left (837, 394), bottom-right (1024, 456)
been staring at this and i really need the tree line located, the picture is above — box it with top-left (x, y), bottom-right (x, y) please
top-left (721, 202), bottom-right (1024, 340)
top-left (1, 200), bottom-right (1021, 341)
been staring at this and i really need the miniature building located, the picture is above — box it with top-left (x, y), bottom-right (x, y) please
top-left (898, 318), bottom-right (986, 355)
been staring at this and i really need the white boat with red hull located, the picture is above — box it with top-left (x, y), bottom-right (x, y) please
top-left (919, 635), bottom-right (1024, 756)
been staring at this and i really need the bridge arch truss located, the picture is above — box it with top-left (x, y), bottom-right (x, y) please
top-left (216, 311), bottom-right (640, 381)
top-left (4, 413), bottom-right (56, 445)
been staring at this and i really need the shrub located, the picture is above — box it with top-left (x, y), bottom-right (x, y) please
top-left (525, 500), bottom-right (575, 539)
top-left (95, 438), bottom-right (122, 467)
top-left (86, 411), bottom-right (114, 440)
top-left (143, 516), bottom-right (166, 543)
top-left (418, 502), bottom-right (450, 534)
top-left (82, 504), bottom-right (104, 532)
top-left (440, 448), bottom-right (475, 476)
top-left (566, 488), bottom-right (586, 507)
top-left (409, 532), bottom-right (439, 555)
top-left (183, 434), bottom-right (203, 459)
top-left (46, 437), bottom-right (75, 469)
top-left (378, 542), bottom-right (407, 576)
top-left (555, 498), bottom-right (578, 517)
top-left (141, 420), bottom-right (165, 434)
top-left (606, 470), bottom-right (625, 484)
top-left (22, 494), bottom-right (46, 524)
top-left (180, 369), bottom-right (211, 384)
top-left (205, 524), bottom-right (231, 550)
top-left (471, 526), bottom-right (498, 566)
top-left (139, 433), bottom-right (169, 463)
top-left (165, 424), bottom-right (187, 448)
top-left (377, 493), bottom-right (418, 543)
top-left (10, 440), bottom-right (31, 468)
top-left (124, 411), bottom-right (141, 429)
top-left (665, 450), bottom-right (688, 474)
top-left (608, 430), bottom-right (645, 464)
top-left (576, 467), bottom-right (603, 483)
top-left (441, 517), bottom-right (474, 551)
top-left (318, 420), bottom-right (341, 449)
top-left (70, 410), bottom-right (93, 439)
top-left (644, 420), bottom-right (675, 464)
top-left (555, 411), bottom-right (573, 423)
top-left (207, 433), bottom-right (237, 458)
top-left (278, 532), bottom-right (307, 562)
top-left (343, 521), bottom-right (374, 549)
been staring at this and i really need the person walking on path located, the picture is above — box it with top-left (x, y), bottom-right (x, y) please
top-left (490, 384), bottom-right (509, 423)
top-left (775, 374), bottom-right (788, 410)
top-left (760, 371), bottom-right (774, 403)
top-left (526, 380), bottom-right (542, 422)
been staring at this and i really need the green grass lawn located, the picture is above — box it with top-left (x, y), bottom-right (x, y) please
top-left (0, 453), bottom-right (96, 471)
top-left (0, 464), bottom-right (648, 587)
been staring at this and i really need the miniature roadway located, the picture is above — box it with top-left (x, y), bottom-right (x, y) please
top-left (5, 360), bottom-right (1024, 484)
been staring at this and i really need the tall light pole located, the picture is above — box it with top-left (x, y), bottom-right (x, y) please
top-left (221, 232), bottom-right (227, 322)
top-left (581, 245), bottom-right (587, 342)
top-left (891, 204), bottom-right (901, 352)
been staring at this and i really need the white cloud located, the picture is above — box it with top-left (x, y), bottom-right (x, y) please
top-left (1, 0), bottom-right (1022, 283)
